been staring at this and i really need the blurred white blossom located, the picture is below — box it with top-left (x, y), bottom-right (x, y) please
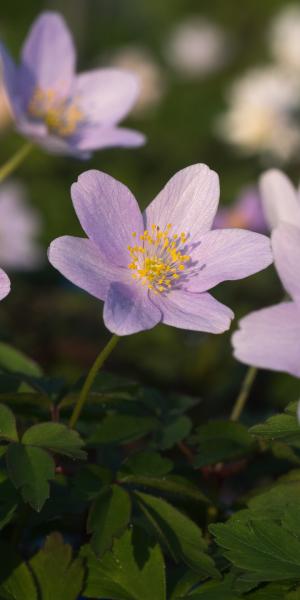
top-left (217, 67), bottom-right (300, 162)
top-left (0, 183), bottom-right (43, 271)
top-left (165, 17), bottom-right (229, 78)
top-left (269, 5), bottom-right (300, 72)
top-left (110, 46), bottom-right (166, 116)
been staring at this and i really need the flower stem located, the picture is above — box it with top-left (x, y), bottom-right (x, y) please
top-left (0, 142), bottom-right (34, 183)
top-left (230, 366), bottom-right (257, 422)
top-left (69, 334), bottom-right (119, 429)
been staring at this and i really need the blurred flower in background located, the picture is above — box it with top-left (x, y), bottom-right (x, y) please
top-left (165, 17), bottom-right (230, 79)
top-left (0, 182), bottom-right (42, 271)
top-left (0, 75), bottom-right (12, 132)
top-left (217, 67), bottom-right (300, 162)
top-left (260, 168), bottom-right (300, 230)
top-left (109, 46), bottom-right (166, 116)
top-left (214, 187), bottom-right (266, 233)
top-left (269, 4), bottom-right (300, 73)
top-left (0, 11), bottom-right (145, 157)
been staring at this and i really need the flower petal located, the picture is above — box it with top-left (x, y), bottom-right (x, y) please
top-left (151, 289), bottom-right (234, 333)
top-left (186, 229), bottom-right (272, 293)
top-left (259, 168), bottom-right (300, 230)
top-left (48, 236), bottom-right (127, 301)
top-left (0, 268), bottom-right (10, 301)
top-left (103, 281), bottom-right (162, 335)
top-left (20, 12), bottom-right (75, 98)
top-left (71, 170), bottom-right (144, 267)
top-left (17, 121), bottom-right (89, 158)
top-left (75, 125), bottom-right (145, 151)
top-left (232, 302), bottom-right (300, 377)
top-left (74, 68), bottom-right (140, 125)
top-left (144, 164), bottom-right (219, 240)
top-left (0, 43), bottom-right (23, 118)
top-left (272, 223), bottom-right (300, 303)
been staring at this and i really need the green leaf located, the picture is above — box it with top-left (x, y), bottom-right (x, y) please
top-left (119, 473), bottom-right (209, 504)
top-left (29, 532), bottom-right (84, 600)
top-left (250, 414), bottom-right (300, 447)
top-left (88, 485), bottom-right (131, 555)
top-left (247, 584), bottom-right (291, 598)
top-left (88, 414), bottom-right (159, 445)
top-left (0, 342), bottom-right (42, 377)
top-left (158, 416), bottom-right (192, 449)
top-left (0, 543), bottom-right (37, 599)
top-left (169, 569), bottom-right (204, 600)
top-left (192, 421), bottom-right (254, 467)
top-left (0, 404), bottom-right (18, 441)
top-left (72, 464), bottom-right (112, 501)
top-left (210, 511), bottom-right (300, 581)
top-left (6, 443), bottom-right (55, 511)
top-left (83, 527), bottom-right (166, 600)
top-left (22, 422), bottom-right (87, 459)
top-left (121, 451), bottom-right (173, 477)
top-left (181, 573), bottom-right (241, 599)
top-left (135, 492), bottom-right (219, 578)
top-left (0, 472), bottom-right (18, 530)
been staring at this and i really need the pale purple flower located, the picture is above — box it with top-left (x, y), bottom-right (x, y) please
top-left (232, 222), bottom-right (300, 377)
top-left (260, 168), bottom-right (300, 230)
top-left (0, 182), bottom-right (42, 270)
top-left (48, 165), bottom-right (272, 336)
top-left (0, 268), bottom-right (10, 301)
top-left (0, 12), bottom-right (145, 157)
top-left (213, 187), bottom-right (266, 233)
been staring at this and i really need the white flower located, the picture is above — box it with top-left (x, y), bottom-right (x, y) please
top-left (165, 17), bottom-right (229, 78)
top-left (217, 67), bottom-right (300, 161)
top-left (269, 5), bottom-right (300, 72)
top-left (0, 183), bottom-right (43, 271)
top-left (109, 46), bottom-right (165, 115)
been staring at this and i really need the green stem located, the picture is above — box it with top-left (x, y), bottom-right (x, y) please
top-left (230, 366), bottom-right (257, 422)
top-left (0, 142), bottom-right (34, 183)
top-left (69, 334), bottom-right (119, 428)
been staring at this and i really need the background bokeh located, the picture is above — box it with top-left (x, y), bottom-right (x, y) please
top-left (0, 0), bottom-right (298, 421)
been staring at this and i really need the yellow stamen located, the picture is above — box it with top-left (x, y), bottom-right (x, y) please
top-left (127, 223), bottom-right (190, 293)
top-left (28, 87), bottom-right (83, 137)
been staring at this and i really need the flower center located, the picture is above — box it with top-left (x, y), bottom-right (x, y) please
top-left (128, 224), bottom-right (191, 293)
top-left (28, 88), bottom-right (83, 137)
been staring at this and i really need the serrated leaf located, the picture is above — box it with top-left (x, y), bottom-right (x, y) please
top-left (22, 422), bottom-right (86, 459)
top-left (0, 404), bottom-right (18, 441)
top-left (192, 421), bottom-right (254, 467)
top-left (0, 342), bottom-right (42, 377)
top-left (135, 492), bottom-right (219, 579)
top-left (83, 527), bottom-right (166, 600)
top-left (88, 414), bottom-right (159, 445)
top-left (88, 485), bottom-right (131, 556)
top-left (0, 543), bottom-right (37, 599)
top-left (250, 414), bottom-right (300, 447)
top-left (210, 514), bottom-right (300, 581)
top-left (6, 443), bottom-right (55, 511)
top-left (29, 532), bottom-right (84, 600)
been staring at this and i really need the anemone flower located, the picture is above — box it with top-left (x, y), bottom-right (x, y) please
top-left (213, 187), bottom-right (266, 233)
top-left (48, 165), bottom-right (272, 336)
top-left (259, 168), bottom-right (300, 230)
top-left (0, 12), bottom-right (144, 157)
top-left (232, 222), bottom-right (300, 377)
top-left (0, 268), bottom-right (10, 301)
